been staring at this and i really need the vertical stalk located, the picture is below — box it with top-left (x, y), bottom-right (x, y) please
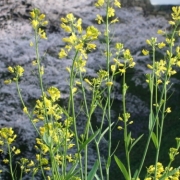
top-left (105, 1), bottom-right (112, 179)
top-left (135, 45), bottom-right (156, 179)
top-left (8, 143), bottom-right (15, 180)
top-left (122, 67), bottom-right (131, 179)
top-left (69, 51), bottom-right (84, 180)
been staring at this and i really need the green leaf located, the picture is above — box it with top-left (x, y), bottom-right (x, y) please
top-left (94, 173), bottom-right (101, 180)
top-left (132, 169), bottom-right (139, 179)
top-left (79, 130), bottom-right (99, 153)
top-left (148, 112), bottom-right (154, 131)
top-left (97, 122), bottom-right (114, 144)
top-left (159, 167), bottom-right (180, 180)
top-left (129, 134), bottom-right (144, 152)
top-left (87, 160), bottom-right (99, 180)
top-left (106, 156), bottom-right (111, 170)
top-left (151, 132), bottom-right (158, 149)
top-left (65, 161), bottom-right (79, 180)
top-left (146, 74), bottom-right (152, 92)
top-left (114, 155), bottom-right (130, 180)
top-left (126, 132), bottom-right (131, 149)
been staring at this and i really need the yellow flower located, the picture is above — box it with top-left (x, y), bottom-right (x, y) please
top-left (72, 87), bottom-right (77, 94)
top-left (76, 18), bottom-right (82, 33)
top-left (42, 21), bottom-right (48, 26)
top-left (61, 23), bottom-right (72, 33)
top-left (3, 159), bottom-right (9, 164)
top-left (108, 7), bottom-right (115, 17)
top-left (147, 64), bottom-right (153, 69)
top-left (95, 14), bottom-right (104, 24)
top-left (166, 107), bottom-right (171, 113)
top-left (30, 11), bottom-right (36, 18)
top-left (95, 0), bottom-right (104, 7)
top-left (111, 65), bottom-right (116, 72)
top-left (47, 176), bottom-right (51, 180)
top-left (106, 81), bottom-right (113, 86)
top-left (172, 6), bottom-right (180, 20)
top-left (157, 29), bottom-right (165, 35)
top-left (119, 68), bottom-right (126, 74)
top-left (66, 154), bottom-right (73, 162)
top-left (31, 20), bottom-right (39, 29)
top-left (117, 126), bottom-right (123, 130)
top-left (44, 167), bottom-right (50, 171)
top-left (114, 0), bottom-right (121, 8)
top-left (129, 62), bottom-right (136, 68)
top-left (30, 41), bottom-right (34, 47)
top-left (47, 87), bottom-right (61, 102)
top-left (142, 49), bottom-right (149, 56)
top-left (86, 43), bottom-right (96, 50)
top-left (59, 48), bottom-right (67, 59)
top-left (14, 149), bottom-right (21, 155)
top-left (16, 65), bottom-right (24, 77)
top-left (4, 79), bottom-right (12, 84)
top-left (68, 144), bottom-right (75, 149)
top-left (110, 18), bottom-right (119, 24)
top-left (23, 107), bottom-right (28, 114)
top-left (66, 13), bottom-right (75, 22)
top-left (158, 42), bottom-right (166, 49)
top-left (115, 43), bottom-right (123, 50)
top-left (27, 160), bottom-right (34, 167)
top-left (84, 78), bottom-right (92, 86)
top-left (39, 14), bottom-right (45, 20)
top-left (8, 66), bottom-right (14, 73)
top-left (38, 28), bottom-right (47, 39)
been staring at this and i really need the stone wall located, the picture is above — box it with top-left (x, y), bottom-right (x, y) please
top-left (0, 0), bottom-right (172, 29)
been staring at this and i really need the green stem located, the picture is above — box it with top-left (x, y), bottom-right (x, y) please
top-left (122, 67), bottom-right (131, 180)
top-left (69, 50), bottom-right (84, 180)
top-left (7, 143), bottom-right (15, 180)
top-left (135, 45), bottom-right (156, 179)
top-left (105, 1), bottom-right (112, 179)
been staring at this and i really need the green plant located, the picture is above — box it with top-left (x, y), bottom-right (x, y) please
top-left (2, 1), bottom-right (180, 180)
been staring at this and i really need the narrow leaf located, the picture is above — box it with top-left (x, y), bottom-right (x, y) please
top-left (87, 160), bottom-right (99, 180)
top-left (151, 132), bottom-right (158, 149)
top-left (148, 112), bottom-right (154, 131)
top-left (97, 122), bottom-right (114, 144)
top-left (132, 169), bottom-right (139, 179)
top-left (79, 130), bottom-right (99, 152)
top-left (129, 134), bottom-right (144, 152)
top-left (106, 156), bottom-right (111, 170)
top-left (114, 155), bottom-right (130, 180)
top-left (94, 173), bottom-right (101, 180)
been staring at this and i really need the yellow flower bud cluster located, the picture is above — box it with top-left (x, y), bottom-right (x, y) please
top-left (4, 65), bottom-right (25, 84)
top-left (35, 121), bottom-right (76, 164)
top-left (30, 8), bottom-right (48, 39)
top-left (33, 87), bottom-right (62, 122)
top-left (59, 13), bottom-right (101, 75)
top-left (111, 44), bottom-right (135, 76)
top-left (117, 113), bottom-right (133, 130)
top-left (95, 0), bottom-right (121, 25)
top-left (145, 162), bottom-right (180, 180)
top-left (0, 127), bottom-right (21, 172)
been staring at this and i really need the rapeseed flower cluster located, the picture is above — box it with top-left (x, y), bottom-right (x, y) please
top-left (95, 0), bottom-right (121, 24)
top-left (112, 43), bottom-right (136, 76)
top-left (33, 87), bottom-right (62, 122)
top-left (59, 13), bottom-right (100, 68)
top-left (0, 128), bottom-right (20, 173)
top-left (4, 65), bottom-right (24, 84)
top-left (145, 162), bottom-right (180, 180)
top-left (30, 8), bottom-right (48, 39)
